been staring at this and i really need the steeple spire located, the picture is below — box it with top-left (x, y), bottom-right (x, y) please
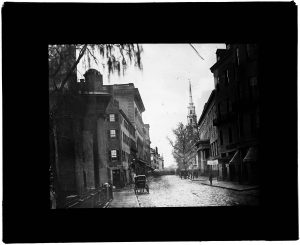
top-left (189, 79), bottom-right (193, 104)
top-left (187, 79), bottom-right (197, 126)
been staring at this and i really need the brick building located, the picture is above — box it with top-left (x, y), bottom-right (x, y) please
top-left (105, 83), bottom-right (151, 176)
top-left (210, 43), bottom-right (259, 184)
top-left (105, 98), bottom-right (136, 188)
top-left (196, 90), bottom-right (219, 177)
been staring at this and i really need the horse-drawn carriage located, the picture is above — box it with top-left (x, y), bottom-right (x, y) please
top-left (134, 175), bottom-right (149, 194)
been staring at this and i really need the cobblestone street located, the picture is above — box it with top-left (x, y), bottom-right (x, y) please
top-left (108, 175), bottom-right (260, 207)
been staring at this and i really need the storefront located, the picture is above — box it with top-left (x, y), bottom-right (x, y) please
top-left (243, 146), bottom-right (258, 184)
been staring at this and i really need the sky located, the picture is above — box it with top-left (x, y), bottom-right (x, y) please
top-left (77, 43), bottom-right (226, 168)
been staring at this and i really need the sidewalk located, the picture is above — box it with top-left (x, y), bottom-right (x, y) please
top-left (188, 176), bottom-right (259, 191)
top-left (106, 186), bottom-right (140, 208)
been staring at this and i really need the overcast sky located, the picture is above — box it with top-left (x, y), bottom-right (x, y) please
top-left (77, 43), bottom-right (226, 168)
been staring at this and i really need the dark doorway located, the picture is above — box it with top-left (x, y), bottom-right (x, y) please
top-left (83, 171), bottom-right (87, 190)
top-left (229, 165), bottom-right (236, 181)
top-left (113, 169), bottom-right (121, 188)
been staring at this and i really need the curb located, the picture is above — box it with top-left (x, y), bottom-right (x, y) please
top-left (200, 182), bottom-right (259, 191)
top-left (103, 198), bottom-right (113, 208)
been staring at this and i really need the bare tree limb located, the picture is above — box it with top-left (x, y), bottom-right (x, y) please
top-left (57, 44), bottom-right (88, 92)
top-left (189, 44), bottom-right (204, 60)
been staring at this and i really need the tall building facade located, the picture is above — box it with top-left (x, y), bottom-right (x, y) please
top-left (196, 90), bottom-right (219, 176)
top-left (105, 98), bottom-right (136, 188)
top-left (210, 43), bottom-right (259, 184)
top-left (106, 83), bottom-right (151, 176)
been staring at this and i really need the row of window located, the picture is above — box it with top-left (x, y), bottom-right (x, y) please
top-left (123, 132), bottom-right (130, 146)
top-left (219, 127), bottom-right (233, 146)
top-left (217, 99), bottom-right (233, 117)
top-left (217, 67), bottom-right (235, 87)
top-left (211, 141), bottom-right (218, 157)
top-left (108, 149), bottom-right (130, 163)
top-left (123, 119), bottom-right (135, 137)
top-left (219, 113), bottom-right (258, 146)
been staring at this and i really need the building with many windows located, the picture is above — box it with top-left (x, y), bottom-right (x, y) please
top-left (210, 43), bottom-right (259, 184)
top-left (196, 90), bottom-right (219, 177)
top-left (105, 83), bottom-right (151, 177)
top-left (105, 98), bottom-right (136, 188)
top-left (150, 147), bottom-right (164, 170)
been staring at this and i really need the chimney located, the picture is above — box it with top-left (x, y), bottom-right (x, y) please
top-left (156, 147), bottom-right (158, 154)
top-left (83, 69), bottom-right (103, 92)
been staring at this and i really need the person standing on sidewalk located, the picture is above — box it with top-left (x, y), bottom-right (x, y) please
top-left (209, 173), bottom-right (213, 185)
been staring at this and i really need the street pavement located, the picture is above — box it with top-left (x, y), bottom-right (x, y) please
top-left (107, 175), bottom-right (260, 208)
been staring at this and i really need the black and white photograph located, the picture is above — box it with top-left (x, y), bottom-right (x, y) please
top-left (49, 43), bottom-right (260, 208)
top-left (3, 1), bottom-right (298, 243)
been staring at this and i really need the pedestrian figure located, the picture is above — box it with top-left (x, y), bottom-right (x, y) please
top-left (209, 173), bottom-right (213, 185)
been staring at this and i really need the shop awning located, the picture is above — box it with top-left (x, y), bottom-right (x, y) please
top-left (243, 147), bottom-right (257, 162)
top-left (218, 156), bottom-right (231, 163)
top-left (137, 159), bottom-right (148, 165)
top-left (229, 150), bottom-right (242, 165)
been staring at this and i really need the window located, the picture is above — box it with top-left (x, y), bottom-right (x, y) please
top-left (110, 129), bottom-right (116, 138)
top-left (239, 114), bottom-right (244, 137)
top-left (256, 109), bottom-right (260, 128)
top-left (220, 130), bottom-right (223, 145)
top-left (122, 151), bottom-right (126, 161)
top-left (218, 103), bottom-right (222, 117)
top-left (225, 70), bottom-right (229, 84)
top-left (111, 150), bottom-right (117, 159)
top-left (227, 99), bottom-right (232, 113)
top-left (190, 110), bottom-right (193, 114)
top-left (246, 44), bottom-right (257, 59)
top-left (251, 114), bottom-right (256, 135)
top-left (190, 118), bottom-right (193, 124)
top-left (226, 69), bottom-right (230, 84)
top-left (109, 114), bottom-right (115, 122)
top-left (236, 48), bottom-right (240, 66)
top-left (249, 76), bottom-right (258, 100)
top-left (228, 128), bottom-right (232, 143)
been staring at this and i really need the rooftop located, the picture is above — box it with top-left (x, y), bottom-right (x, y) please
top-left (198, 90), bottom-right (215, 125)
top-left (107, 83), bottom-right (145, 113)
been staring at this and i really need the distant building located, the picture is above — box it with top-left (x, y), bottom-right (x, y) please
top-left (150, 147), bottom-right (159, 169)
top-left (196, 90), bottom-right (218, 176)
top-left (158, 154), bottom-right (164, 170)
top-left (210, 43), bottom-right (259, 184)
top-left (150, 147), bottom-right (164, 170)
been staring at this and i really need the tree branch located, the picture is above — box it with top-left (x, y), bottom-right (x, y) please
top-left (189, 44), bottom-right (205, 60)
top-left (57, 44), bottom-right (88, 92)
top-left (87, 46), bottom-right (99, 65)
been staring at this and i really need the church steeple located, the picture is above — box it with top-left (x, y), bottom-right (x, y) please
top-left (189, 80), bottom-right (193, 104)
top-left (187, 80), bottom-right (197, 126)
